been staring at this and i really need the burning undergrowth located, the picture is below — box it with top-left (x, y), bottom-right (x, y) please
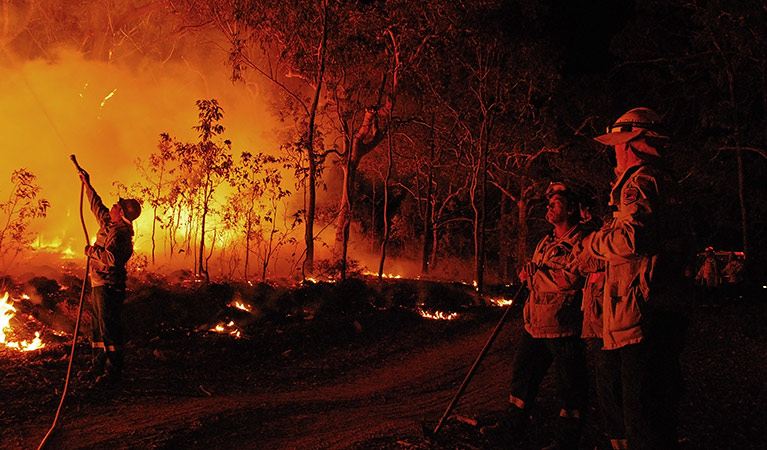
top-left (0, 270), bottom-right (514, 360)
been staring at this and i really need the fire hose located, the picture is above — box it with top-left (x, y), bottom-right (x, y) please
top-left (424, 281), bottom-right (530, 440)
top-left (37, 155), bottom-right (91, 450)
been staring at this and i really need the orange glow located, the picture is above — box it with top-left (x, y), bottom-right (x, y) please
top-left (1, 292), bottom-right (46, 352)
top-left (2, 47), bottom-right (307, 278)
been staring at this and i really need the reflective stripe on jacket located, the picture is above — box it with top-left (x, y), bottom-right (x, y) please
top-left (524, 225), bottom-right (585, 338)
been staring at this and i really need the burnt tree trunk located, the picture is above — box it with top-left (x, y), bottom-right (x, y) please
top-left (301, 4), bottom-right (328, 278)
top-left (422, 115), bottom-right (436, 274)
top-left (334, 107), bottom-right (387, 279)
top-left (378, 129), bottom-right (393, 279)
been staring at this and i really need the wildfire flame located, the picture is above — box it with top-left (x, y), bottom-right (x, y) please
top-left (230, 301), bottom-right (251, 312)
top-left (362, 270), bottom-right (403, 279)
top-left (209, 320), bottom-right (242, 338)
top-left (417, 307), bottom-right (458, 321)
top-left (1, 292), bottom-right (45, 352)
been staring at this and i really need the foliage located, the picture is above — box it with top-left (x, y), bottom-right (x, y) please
top-left (224, 151), bottom-right (299, 281)
top-left (0, 169), bottom-right (49, 272)
top-left (4, 0), bottom-right (767, 282)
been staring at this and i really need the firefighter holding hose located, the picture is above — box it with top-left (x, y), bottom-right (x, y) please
top-left (76, 165), bottom-right (141, 386)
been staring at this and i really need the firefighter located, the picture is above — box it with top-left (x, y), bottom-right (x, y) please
top-left (574, 196), bottom-right (628, 450)
top-left (77, 168), bottom-right (141, 386)
top-left (481, 182), bottom-right (587, 450)
top-left (574, 107), bottom-right (694, 450)
top-left (695, 247), bottom-right (721, 307)
top-left (721, 251), bottom-right (745, 301)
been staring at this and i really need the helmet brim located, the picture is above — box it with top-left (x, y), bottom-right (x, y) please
top-left (594, 129), bottom-right (669, 146)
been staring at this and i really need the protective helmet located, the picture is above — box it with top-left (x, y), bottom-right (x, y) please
top-left (545, 182), bottom-right (580, 205)
top-left (118, 198), bottom-right (141, 222)
top-left (594, 107), bottom-right (669, 146)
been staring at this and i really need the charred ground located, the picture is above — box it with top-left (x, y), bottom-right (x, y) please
top-left (1, 275), bottom-right (766, 449)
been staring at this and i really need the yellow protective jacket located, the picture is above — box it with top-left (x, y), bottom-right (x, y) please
top-left (84, 183), bottom-right (134, 288)
top-left (578, 256), bottom-right (605, 339)
top-left (582, 163), bottom-right (692, 350)
top-left (524, 224), bottom-right (585, 338)
top-left (695, 257), bottom-right (720, 287)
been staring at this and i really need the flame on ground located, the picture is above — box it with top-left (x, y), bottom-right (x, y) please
top-left (417, 307), bottom-right (458, 321)
top-left (209, 320), bottom-right (242, 338)
top-left (1, 292), bottom-right (46, 352)
top-left (230, 301), bottom-right (252, 313)
top-left (362, 270), bottom-right (403, 279)
top-left (489, 297), bottom-right (514, 307)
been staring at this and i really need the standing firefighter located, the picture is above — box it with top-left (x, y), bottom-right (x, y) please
top-left (482, 182), bottom-right (587, 450)
top-left (695, 247), bottom-right (721, 307)
top-left (574, 197), bottom-right (628, 450)
top-left (77, 167), bottom-right (141, 386)
top-left (576, 107), bottom-right (693, 450)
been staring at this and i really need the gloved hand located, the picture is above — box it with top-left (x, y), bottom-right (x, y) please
top-left (519, 262), bottom-right (538, 284)
top-left (78, 169), bottom-right (90, 185)
top-left (84, 245), bottom-right (97, 258)
top-left (570, 233), bottom-right (595, 273)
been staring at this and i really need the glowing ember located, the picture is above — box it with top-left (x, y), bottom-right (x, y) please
top-left (417, 308), bottom-right (458, 321)
top-left (209, 320), bottom-right (242, 338)
top-left (1, 292), bottom-right (46, 352)
top-left (99, 88), bottom-right (118, 109)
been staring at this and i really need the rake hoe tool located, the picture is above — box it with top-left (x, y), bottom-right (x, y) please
top-left (424, 283), bottom-right (528, 441)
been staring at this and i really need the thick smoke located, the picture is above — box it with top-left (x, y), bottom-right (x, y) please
top-left (0, 46), bottom-right (296, 277)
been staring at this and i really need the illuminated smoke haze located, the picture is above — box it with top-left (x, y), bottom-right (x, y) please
top-left (0, 45), bottom-right (303, 276)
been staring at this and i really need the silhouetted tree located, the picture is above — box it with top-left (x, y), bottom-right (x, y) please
top-left (0, 169), bottom-right (49, 271)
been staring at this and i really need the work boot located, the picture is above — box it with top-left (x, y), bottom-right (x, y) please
top-left (77, 350), bottom-right (107, 384)
top-left (76, 366), bottom-right (103, 384)
top-left (480, 404), bottom-right (528, 446)
top-left (94, 367), bottom-right (122, 386)
top-left (540, 417), bottom-right (582, 450)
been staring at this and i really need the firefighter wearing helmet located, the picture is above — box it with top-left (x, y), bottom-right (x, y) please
top-left (481, 182), bottom-right (588, 450)
top-left (573, 108), bottom-right (694, 450)
top-left (76, 167), bottom-right (141, 387)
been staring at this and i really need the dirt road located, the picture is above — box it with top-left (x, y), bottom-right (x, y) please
top-left (8, 314), bottom-right (518, 449)
top-left (5, 298), bottom-right (767, 450)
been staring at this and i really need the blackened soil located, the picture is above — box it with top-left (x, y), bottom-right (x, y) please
top-left (1, 281), bottom-right (765, 450)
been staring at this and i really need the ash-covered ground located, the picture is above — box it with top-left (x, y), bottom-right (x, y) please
top-left (1, 275), bottom-right (765, 449)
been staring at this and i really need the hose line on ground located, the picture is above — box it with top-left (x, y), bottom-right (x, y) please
top-left (38, 157), bottom-right (90, 450)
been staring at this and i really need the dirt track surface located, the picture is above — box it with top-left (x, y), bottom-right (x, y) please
top-left (3, 297), bottom-right (767, 450)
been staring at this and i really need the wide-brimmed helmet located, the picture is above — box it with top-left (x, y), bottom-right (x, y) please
top-left (594, 107), bottom-right (669, 147)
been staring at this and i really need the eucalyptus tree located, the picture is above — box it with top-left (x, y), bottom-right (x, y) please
top-left (193, 0), bottom-right (333, 277)
top-left (134, 133), bottom-right (179, 265)
top-left (602, 0), bottom-right (767, 276)
top-left (410, 1), bottom-right (561, 293)
top-left (224, 151), bottom-right (297, 281)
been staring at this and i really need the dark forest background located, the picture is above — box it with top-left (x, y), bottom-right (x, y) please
top-left (2, 0), bottom-right (765, 288)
